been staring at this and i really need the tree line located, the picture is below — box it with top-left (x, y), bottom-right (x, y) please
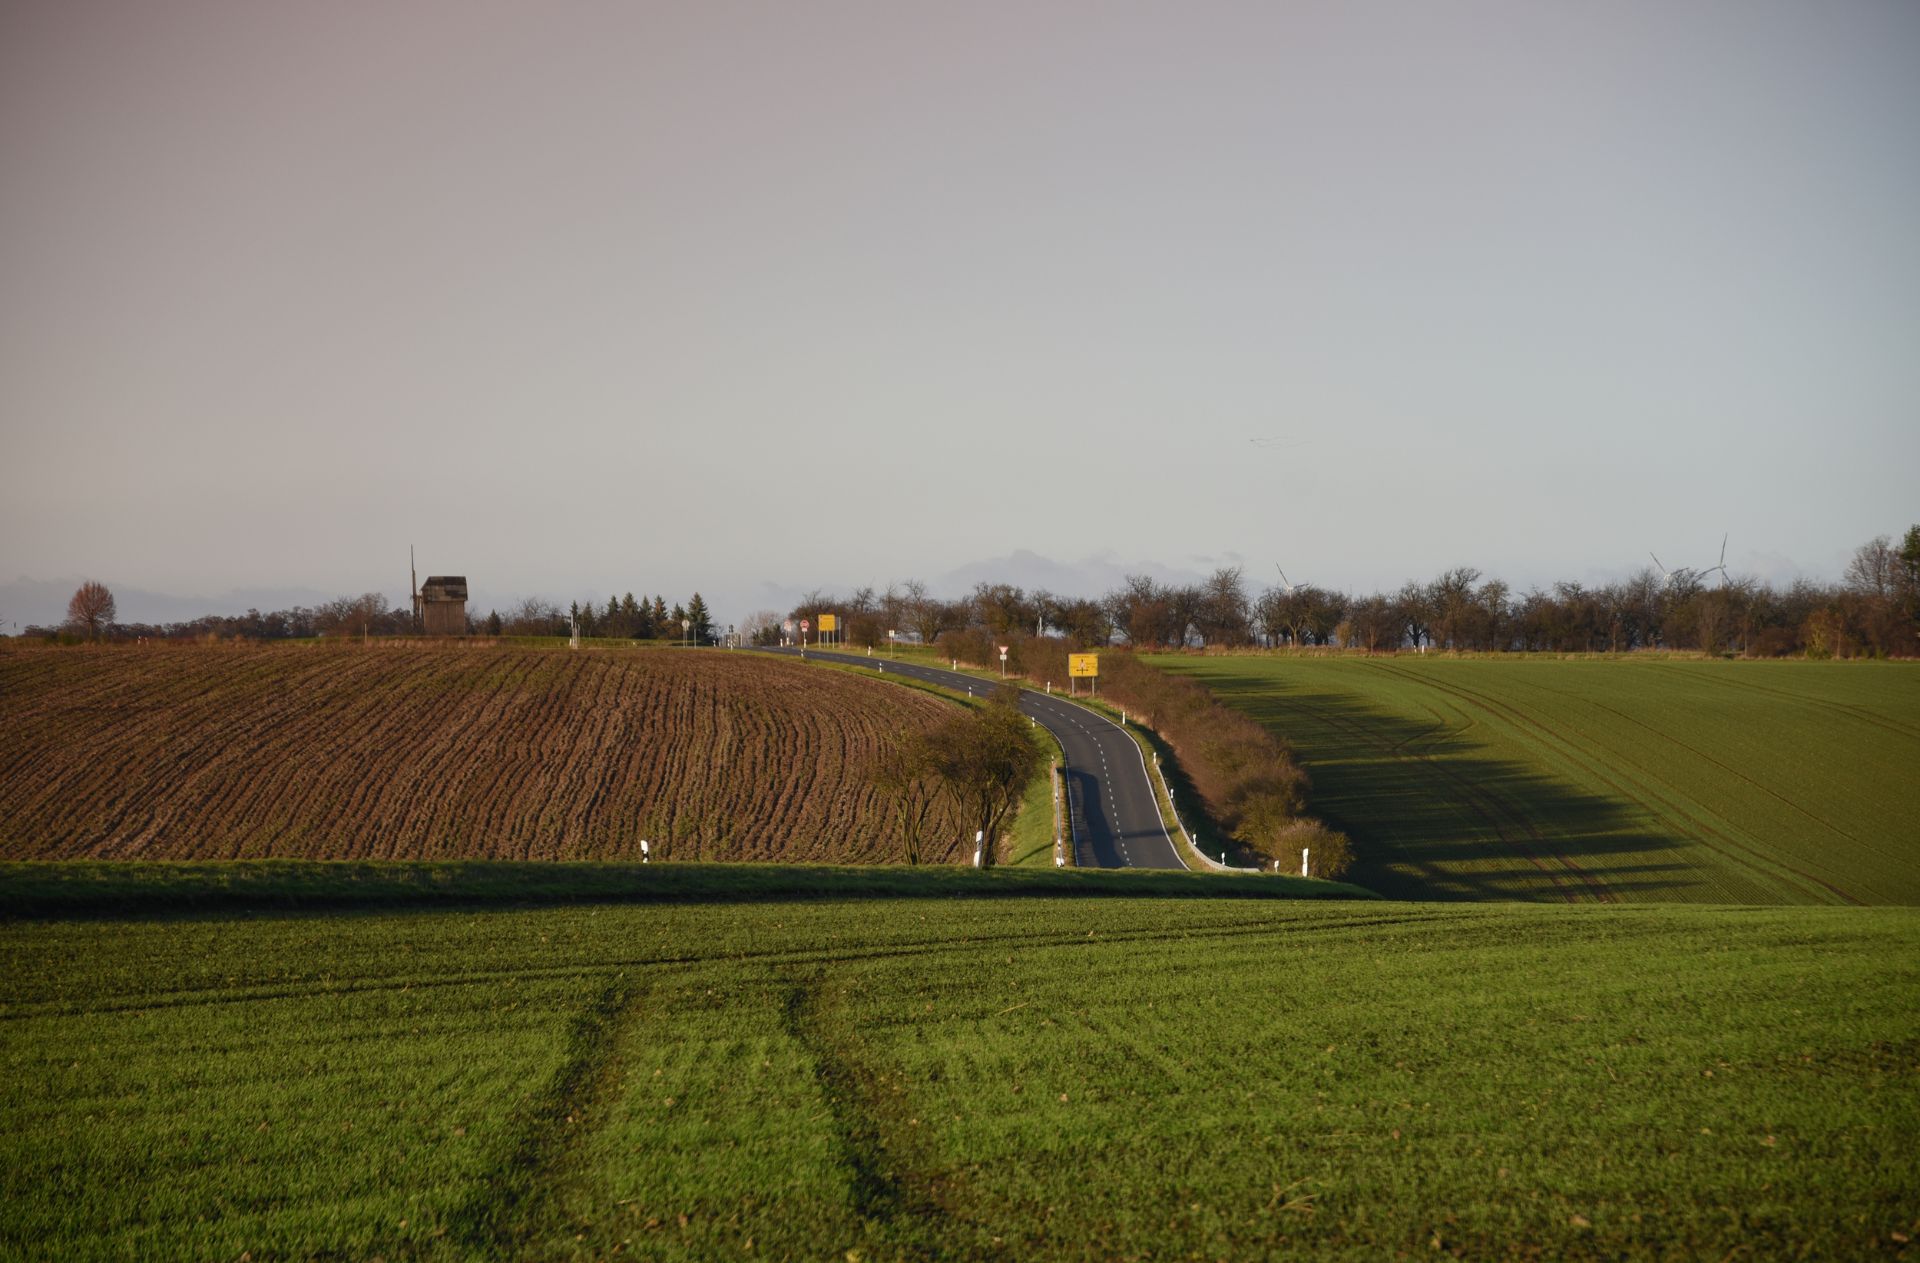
top-left (783, 526), bottom-right (1920, 659)
top-left (28, 585), bottom-right (724, 645)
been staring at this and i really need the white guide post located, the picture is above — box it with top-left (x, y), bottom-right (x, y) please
top-left (1301, 847), bottom-right (1310, 877)
top-left (973, 829), bottom-right (984, 868)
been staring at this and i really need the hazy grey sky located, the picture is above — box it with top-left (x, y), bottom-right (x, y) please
top-left (4, 0), bottom-right (1915, 625)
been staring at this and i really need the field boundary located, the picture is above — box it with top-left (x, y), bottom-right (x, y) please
top-left (0, 860), bottom-right (1377, 917)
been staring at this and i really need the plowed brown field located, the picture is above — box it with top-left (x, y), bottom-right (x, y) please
top-left (0, 643), bottom-right (970, 861)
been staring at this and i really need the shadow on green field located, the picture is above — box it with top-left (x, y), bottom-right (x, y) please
top-left (1191, 668), bottom-right (1685, 903)
top-left (0, 859), bottom-right (1377, 919)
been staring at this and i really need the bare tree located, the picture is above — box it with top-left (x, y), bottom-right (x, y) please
top-left (1055, 597), bottom-right (1112, 648)
top-left (1105, 575), bottom-right (1161, 647)
top-left (66, 581), bottom-right (116, 639)
top-left (506, 597), bottom-right (562, 635)
top-left (1197, 567), bottom-right (1251, 646)
top-left (740, 608), bottom-right (784, 646)
top-left (1164, 584), bottom-right (1204, 649)
top-left (1428, 567), bottom-right (1481, 650)
top-left (1845, 536), bottom-right (1898, 600)
top-left (971, 582), bottom-right (1029, 636)
top-left (318, 593), bottom-right (393, 638)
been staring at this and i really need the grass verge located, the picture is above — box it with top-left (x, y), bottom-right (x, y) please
top-left (0, 860), bottom-right (1370, 918)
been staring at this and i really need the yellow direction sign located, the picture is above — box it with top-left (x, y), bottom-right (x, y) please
top-left (1068, 653), bottom-right (1099, 678)
top-left (818, 614), bottom-right (838, 633)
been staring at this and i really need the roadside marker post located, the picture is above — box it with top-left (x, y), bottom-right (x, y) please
top-left (973, 830), bottom-right (984, 869)
top-left (640, 839), bottom-right (650, 864)
top-left (1302, 847), bottom-right (1310, 877)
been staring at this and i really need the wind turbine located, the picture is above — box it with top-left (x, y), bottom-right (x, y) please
top-left (1649, 551), bottom-right (1689, 590)
top-left (1274, 564), bottom-right (1309, 595)
top-left (1699, 534), bottom-right (1730, 588)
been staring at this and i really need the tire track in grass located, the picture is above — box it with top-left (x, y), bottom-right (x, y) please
top-left (1258, 675), bottom-right (1591, 902)
top-left (1578, 696), bottom-right (1869, 905)
top-left (4, 911), bottom-right (1446, 1022)
top-left (1409, 661), bottom-right (1869, 904)
top-left (1363, 663), bottom-right (1618, 903)
top-left (456, 972), bottom-right (646, 1256)
top-left (782, 975), bottom-right (987, 1258)
top-left (1382, 665), bottom-right (1859, 905)
top-left (1706, 668), bottom-right (1920, 744)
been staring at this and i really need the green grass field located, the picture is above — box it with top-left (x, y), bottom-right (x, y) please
top-left (1153, 655), bottom-right (1920, 906)
top-left (3, 867), bottom-right (1915, 1260)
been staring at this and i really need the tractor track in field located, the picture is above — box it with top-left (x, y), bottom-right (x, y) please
top-left (1263, 673), bottom-right (1597, 902)
top-left (2, 909), bottom-right (1448, 1023)
top-left (782, 975), bottom-right (990, 1258)
top-left (1366, 663), bottom-right (1865, 907)
top-left (1367, 662), bottom-right (1862, 906)
top-left (455, 972), bottom-right (647, 1256)
top-left (1363, 663), bottom-right (1622, 903)
top-left (1704, 670), bottom-right (1920, 744)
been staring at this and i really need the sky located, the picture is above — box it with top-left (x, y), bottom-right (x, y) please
top-left (3, 0), bottom-right (1916, 628)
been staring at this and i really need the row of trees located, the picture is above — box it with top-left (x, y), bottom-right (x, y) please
top-left (39, 589), bottom-right (408, 642)
top-left (490, 593), bottom-right (715, 643)
top-left (790, 527), bottom-right (1920, 659)
top-left (32, 585), bottom-right (724, 645)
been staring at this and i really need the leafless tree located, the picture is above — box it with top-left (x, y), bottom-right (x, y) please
top-left (506, 597), bottom-right (562, 635)
top-left (66, 581), bottom-right (116, 639)
top-left (1428, 567), bottom-right (1481, 650)
top-left (318, 593), bottom-right (392, 638)
top-left (740, 608), bottom-right (784, 646)
top-left (971, 582), bottom-right (1029, 636)
top-left (1845, 536), bottom-right (1898, 600)
top-left (1197, 567), bottom-right (1251, 646)
top-left (1104, 575), bottom-right (1161, 647)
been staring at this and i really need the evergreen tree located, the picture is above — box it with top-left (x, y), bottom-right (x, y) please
top-left (484, 610), bottom-right (503, 636)
top-left (653, 596), bottom-right (668, 631)
top-left (605, 596), bottom-right (621, 637)
top-left (620, 592), bottom-right (641, 638)
top-left (670, 602), bottom-right (687, 641)
top-left (687, 593), bottom-right (713, 645)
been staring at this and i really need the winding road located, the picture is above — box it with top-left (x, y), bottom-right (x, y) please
top-left (762, 647), bottom-right (1187, 869)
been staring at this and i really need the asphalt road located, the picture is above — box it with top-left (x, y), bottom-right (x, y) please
top-left (763, 646), bottom-right (1187, 870)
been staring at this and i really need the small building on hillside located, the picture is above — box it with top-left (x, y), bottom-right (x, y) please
top-left (415, 575), bottom-right (468, 636)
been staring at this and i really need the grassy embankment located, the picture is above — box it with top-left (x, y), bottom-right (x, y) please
top-left (3, 869), bottom-right (1913, 1260)
top-left (1155, 654), bottom-right (1920, 905)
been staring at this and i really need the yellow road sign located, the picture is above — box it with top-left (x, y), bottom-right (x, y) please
top-left (1068, 653), bottom-right (1099, 678)
top-left (818, 614), bottom-right (838, 632)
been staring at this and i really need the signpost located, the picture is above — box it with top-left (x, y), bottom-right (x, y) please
top-left (818, 613), bottom-right (838, 648)
top-left (997, 644), bottom-right (1009, 677)
top-left (800, 618), bottom-right (810, 647)
top-left (1068, 652), bottom-right (1099, 696)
